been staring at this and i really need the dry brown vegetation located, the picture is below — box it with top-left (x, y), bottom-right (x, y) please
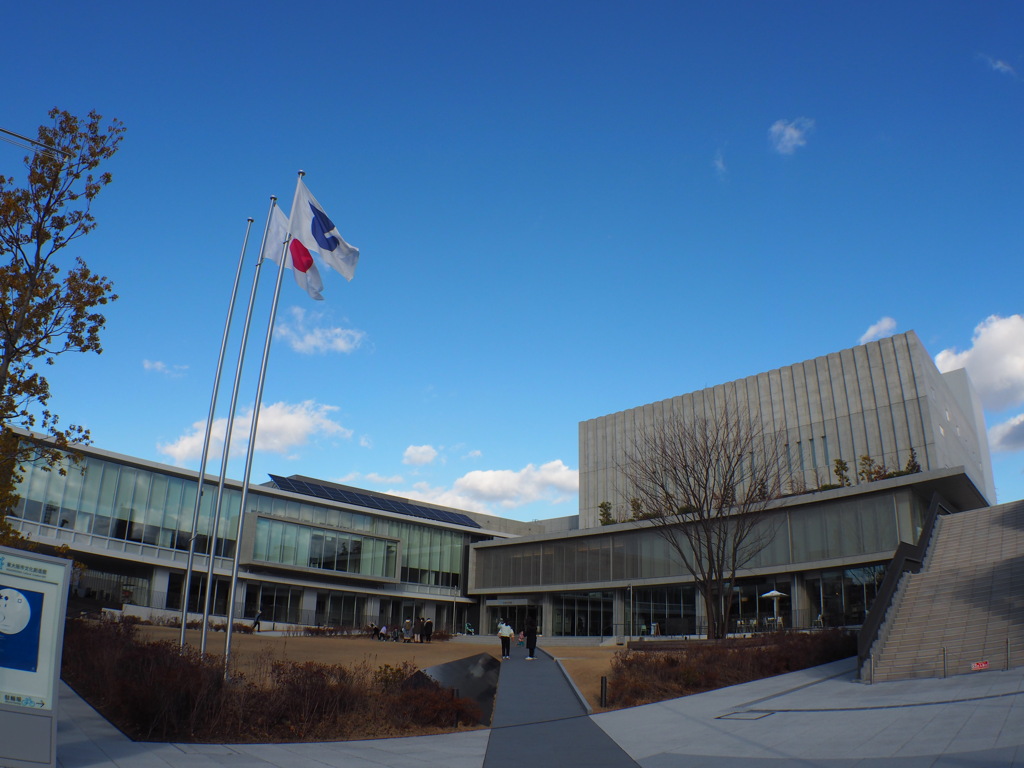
top-left (63, 620), bottom-right (855, 742)
top-left (62, 619), bottom-right (481, 742)
top-left (607, 630), bottom-right (856, 707)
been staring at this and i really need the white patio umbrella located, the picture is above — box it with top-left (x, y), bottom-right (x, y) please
top-left (761, 589), bottom-right (787, 623)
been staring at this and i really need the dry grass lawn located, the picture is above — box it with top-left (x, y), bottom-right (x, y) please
top-left (137, 626), bottom-right (619, 712)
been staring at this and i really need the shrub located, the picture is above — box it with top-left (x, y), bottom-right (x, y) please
top-left (61, 617), bottom-right (482, 742)
top-left (388, 685), bottom-right (481, 728)
top-left (608, 630), bottom-right (856, 707)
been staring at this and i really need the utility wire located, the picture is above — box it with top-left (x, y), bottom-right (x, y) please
top-left (0, 126), bottom-right (75, 160)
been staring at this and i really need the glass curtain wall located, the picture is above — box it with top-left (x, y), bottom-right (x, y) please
top-left (314, 591), bottom-right (366, 628)
top-left (252, 517), bottom-right (398, 579)
top-left (13, 455), bottom-right (243, 556)
top-left (165, 573), bottom-right (230, 615)
top-left (630, 585), bottom-right (697, 636)
top-left (250, 495), bottom-right (473, 589)
top-left (379, 520), bottom-right (471, 589)
top-left (243, 582), bottom-right (304, 624)
top-left (804, 564), bottom-right (886, 627)
top-left (476, 492), bottom-right (912, 592)
top-left (14, 450), bottom-right (477, 597)
top-left (552, 591), bottom-right (614, 637)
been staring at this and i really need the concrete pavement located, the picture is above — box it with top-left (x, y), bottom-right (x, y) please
top-left (54, 651), bottom-right (1024, 767)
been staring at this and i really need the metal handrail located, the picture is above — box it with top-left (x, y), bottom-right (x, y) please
top-left (857, 492), bottom-right (951, 676)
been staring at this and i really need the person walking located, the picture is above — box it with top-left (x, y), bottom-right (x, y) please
top-left (423, 617), bottom-right (433, 642)
top-left (413, 616), bottom-right (424, 643)
top-left (497, 617), bottom-right (514, 660)
top-left (524, 615), bottom-right (538, 660)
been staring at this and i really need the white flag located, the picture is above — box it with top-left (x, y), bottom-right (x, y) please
top-left (262, 206), bottom-right (324, 301)
top-left (290, 178), bottom-right (360, 281)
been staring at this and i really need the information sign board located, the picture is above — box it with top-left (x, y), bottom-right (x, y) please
top-left (0, 546), bottom-right (71, 768)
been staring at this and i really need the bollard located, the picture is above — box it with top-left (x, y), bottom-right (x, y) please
top-left (600, 676), bottom-right (608, 708)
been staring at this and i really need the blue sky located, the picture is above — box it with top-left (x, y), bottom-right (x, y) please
top-left (4, 2), bottom-right (1023, 521)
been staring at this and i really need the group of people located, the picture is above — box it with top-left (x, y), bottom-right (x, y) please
top-left (496, 615), bottom-right (538, 660)
top-left (367, 616), bottom-right (434, 642)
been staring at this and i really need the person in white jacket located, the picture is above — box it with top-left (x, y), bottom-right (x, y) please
top-left (497, 618), bottom-right (514, 660)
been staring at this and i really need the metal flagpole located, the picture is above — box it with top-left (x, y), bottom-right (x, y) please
top-left (179, 217), bottom-right (254, 648)
top-left (222, 172), bottom-right (304, 677)
top-left (198, 198), bottom-right (279, 655)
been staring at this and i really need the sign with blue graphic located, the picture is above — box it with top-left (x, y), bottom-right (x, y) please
top-left (0, 546), bottom-right (71, 768)
top-left (0, 586), bottom-right (44, 673)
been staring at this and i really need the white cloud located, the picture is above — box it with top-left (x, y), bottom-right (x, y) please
top-left (990, 414), bottom-right (1024, 453)
top-left (143, 359), bottom-right (188, 377)
top-left (359, 435), bottom-right (373, 448)
top-left (387, 460), bottom-right (579, 515)
top-left (157, 399), bottom-right (350, 465)
top-left (339, 471), bottom-right (405, 485)
top-left (859, 317), bottom-right (897, 344)
top-left (275, 306), bottom-right (365, 354)
top-left (935, 315), bottom-right (1024, 411)
top-left (365, 472), bottom-right (404, 484)
top-left (769, 117), bottom-right (815, 155)
top-left (713, 149), bottom-right (727, 177)
top-left (453, 460), bottom-right (579, 509)
top-left (463, 449), bottom-right (482, 459)
top-left (981, 54), bottom-right (1016, 77)
top-left (395, 482), bottom-right (493, 515)
top-left (403, 444), bottom-right (438, 466)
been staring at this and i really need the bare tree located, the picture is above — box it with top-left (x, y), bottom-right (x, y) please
top-left (622, 407), bottom-right (789, 639)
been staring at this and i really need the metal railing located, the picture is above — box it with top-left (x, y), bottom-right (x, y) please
top-left (857, 492), bottom-right (950, 678)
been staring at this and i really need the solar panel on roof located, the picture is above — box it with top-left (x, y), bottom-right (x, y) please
top-left (267, 474), bottom-right (481, 528)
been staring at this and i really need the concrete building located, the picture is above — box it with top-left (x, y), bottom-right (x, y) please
top-left (5, 331), bottom-right (997, 642)
top-left (579, 330), bottom-right (994, 528)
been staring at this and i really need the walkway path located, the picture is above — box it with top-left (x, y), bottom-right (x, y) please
top-left (483, 647), bottom-right (637, 767)
top-left (52, 653), bottom-right (1024, 767)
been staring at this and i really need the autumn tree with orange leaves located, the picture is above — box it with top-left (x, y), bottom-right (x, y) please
top-left (0, 108), bottom-right (124, 546)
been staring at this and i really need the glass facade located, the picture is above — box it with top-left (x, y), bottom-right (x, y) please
top-left (805, 564), bottom-right (886, 627)
top-left (9, 439), bottom-right (943, 635)
top-left (13, 455), bottom-right (242, 556)
top-left (315, 591), bottom-right (366, 627)
top-left (380, 519), bottom-right (470, 589)
top-left (244, 582), bottom-right (304, 624)
top-left (552, 591), bottom-right (614, 636)
top-left (12, 452), bottom-right (477, 592)
top-left (251, 517), bottom-right (398, 579)
top-left (629, 584), bottom-right (697, 636)
top-left (474, 490), bottom-right (922, 590)
top-left (249, 495), bottom-right (474, 588)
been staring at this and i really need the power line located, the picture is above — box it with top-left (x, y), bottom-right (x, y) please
top-left (0, 126), bottom-right (75, 160)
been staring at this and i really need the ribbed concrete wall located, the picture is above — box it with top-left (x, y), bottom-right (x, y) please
top-left (579, 331), bottom-right (994, 528)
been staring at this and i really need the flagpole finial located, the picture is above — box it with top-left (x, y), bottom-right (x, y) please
top-left (297, 169), bottom-right (305, 178)
top-left (270, 195), bottom-right (277, 202)
top-left (247, 217), bottom-right (254, 223)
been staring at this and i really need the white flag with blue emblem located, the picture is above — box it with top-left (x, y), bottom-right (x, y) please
top-left (289, 178), bottom-right (360, 281)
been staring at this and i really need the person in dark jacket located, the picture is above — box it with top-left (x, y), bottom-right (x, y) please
top-left (524, 615), bottom-right (538, 660)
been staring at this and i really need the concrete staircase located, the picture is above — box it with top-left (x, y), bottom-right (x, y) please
top-left (866, 499), bottom-right (1024, 682)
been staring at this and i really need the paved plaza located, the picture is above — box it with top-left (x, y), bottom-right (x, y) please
top-left (54, 648), bottom-right (1024, 768)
